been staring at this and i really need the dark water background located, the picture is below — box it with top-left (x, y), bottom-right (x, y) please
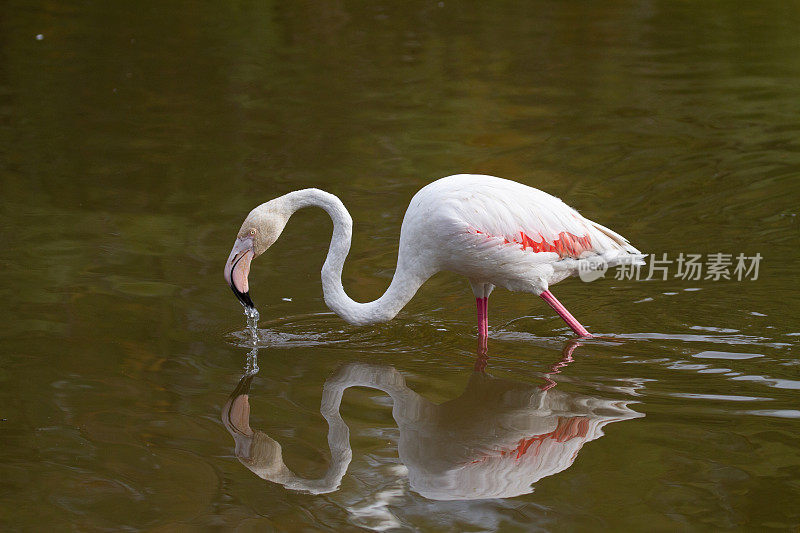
top-left (1, 1), bottom-right (799, 530)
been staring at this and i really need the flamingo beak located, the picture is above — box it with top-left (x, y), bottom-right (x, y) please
top-left (224, 236), bottom-right (256, 310)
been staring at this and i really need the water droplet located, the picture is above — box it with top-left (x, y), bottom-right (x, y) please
top-left (245, 346), bottom-right (259, 375)
top-left (244, 307), bottom-right (260, 343)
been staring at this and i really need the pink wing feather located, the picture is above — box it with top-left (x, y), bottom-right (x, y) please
top-left (437, 175), bottom-right (641, 261)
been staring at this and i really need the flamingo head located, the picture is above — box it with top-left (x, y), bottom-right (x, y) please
top-left (224, 200), bottom-right (289, 311)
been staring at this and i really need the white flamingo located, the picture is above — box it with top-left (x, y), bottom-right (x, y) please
top-left (224, 174), bottom-right (643, 338)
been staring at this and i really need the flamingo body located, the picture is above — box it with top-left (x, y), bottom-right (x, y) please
top-left (224, 174), bottom-right (643, 337)
top-left (397, 174), bottom-right (641, 294)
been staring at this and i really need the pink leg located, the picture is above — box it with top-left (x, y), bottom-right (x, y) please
top-left (476, 297), bottom-right (489, 366)
top-left (475, 297), bottom-right (489, 339)
top-left (539, 290), bottom-right (592, 338)
top-left (482, 297), bottom-right (489, 337)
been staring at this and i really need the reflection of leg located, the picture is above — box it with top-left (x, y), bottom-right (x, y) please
top-left (475, 336), bottom-right (488, 372)
top-left (539, 290), bottom-right (592, 337)
top-left (539, 339), bottom-right (582, 391)
top-left (557, 339), bottom-right (580, 367)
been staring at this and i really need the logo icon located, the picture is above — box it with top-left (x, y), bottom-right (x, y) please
top-left (578, 256), bottom-right (608, 282)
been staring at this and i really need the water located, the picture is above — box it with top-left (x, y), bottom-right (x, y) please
top-left (244, 307), bottom-right (260, 374)
top-left (223, 343), bottom-right (643, 504)
top-left (2, 1), bottom-right (799, 530)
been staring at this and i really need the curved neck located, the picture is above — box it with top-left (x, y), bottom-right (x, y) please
top-left (282, 189), bottom-right (427, 326)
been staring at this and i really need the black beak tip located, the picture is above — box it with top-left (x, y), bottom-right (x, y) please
top-left (240, 292), bottom-right (256, 310)
top-left (229, 283), bottom-right (256, 311)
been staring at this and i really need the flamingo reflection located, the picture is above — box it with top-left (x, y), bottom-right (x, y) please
top-left (222, 343), bottom-right (643, 500)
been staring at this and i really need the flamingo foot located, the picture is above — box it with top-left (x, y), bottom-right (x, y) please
top-left (539, 290), bottom-right (592, 338)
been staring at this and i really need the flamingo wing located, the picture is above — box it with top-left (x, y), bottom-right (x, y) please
top-left (436, 175), bottom-right (642, 262)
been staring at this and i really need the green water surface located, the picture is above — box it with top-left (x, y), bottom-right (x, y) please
top-left (1, 1), bottom-right (799, 531)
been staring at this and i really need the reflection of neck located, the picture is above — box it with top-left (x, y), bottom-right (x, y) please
top-left (222, 363), bottom-right (424, 494)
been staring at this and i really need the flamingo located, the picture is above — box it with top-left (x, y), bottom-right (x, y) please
top-left (224, 174), bottom-right (643, 338)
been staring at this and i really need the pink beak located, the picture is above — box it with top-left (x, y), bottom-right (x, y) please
top-left (224, 236), bottom-right (255, 309)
